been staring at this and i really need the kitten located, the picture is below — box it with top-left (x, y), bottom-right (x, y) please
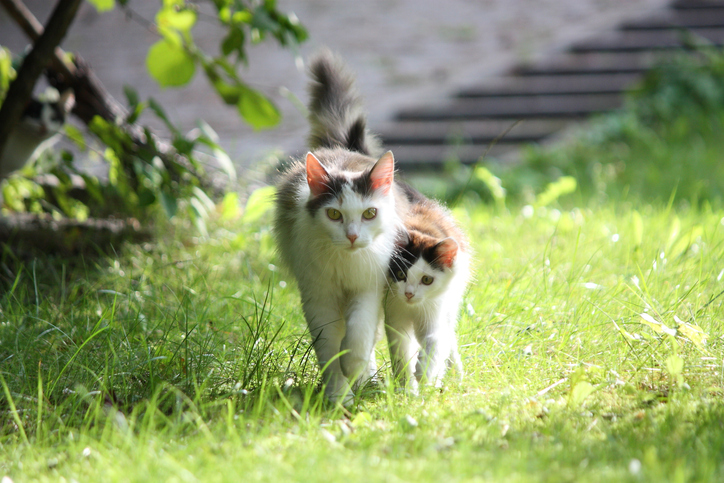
top-left (274, 52), bottom-right (409, 404)
top-left (0, 89), bottom-right (74, 181)
top-left (385, 190), bottom-right (470, 393)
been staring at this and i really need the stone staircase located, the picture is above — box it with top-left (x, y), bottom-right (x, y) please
top-left (381, 0), bottom-right (724, 168)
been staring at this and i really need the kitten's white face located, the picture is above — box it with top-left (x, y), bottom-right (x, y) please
top-left (315, 185), bottom-right (392, 250)
top-left (391, 258), bottom-right (453, 306)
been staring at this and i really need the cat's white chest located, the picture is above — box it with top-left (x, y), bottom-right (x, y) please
top-left (311, 238), bottom-right (390, 293)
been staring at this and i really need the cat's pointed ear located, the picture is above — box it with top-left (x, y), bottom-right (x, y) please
top-left (369, 151), bottom-right (395, 195)
top-left (434, 238), bottom-right (459, 269)
top-left (306, 152), bottom-right (330, 197)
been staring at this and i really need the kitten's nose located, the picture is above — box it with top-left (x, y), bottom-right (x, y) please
top-left (405, 292), bottom-right (414, 300)
top-left (347, 234), bottom-right (358, 244)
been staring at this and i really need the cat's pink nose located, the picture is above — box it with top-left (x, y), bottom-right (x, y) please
top-left (405, 292), bottom-right (414, 300)
top-left (347, 234), bottom-right (358, 244)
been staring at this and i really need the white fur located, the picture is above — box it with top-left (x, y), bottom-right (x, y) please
top-left (276, 177), bottom-right (401, 404)
top-left (384, 248), bottom-right (471, 393)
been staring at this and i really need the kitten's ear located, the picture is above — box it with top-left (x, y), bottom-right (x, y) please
top-left (306, 152), bottom-right (330, 197)
top-left (369, 151), bottom-right (394, 195)
top-left (434, 238), bottom-right (459, 269)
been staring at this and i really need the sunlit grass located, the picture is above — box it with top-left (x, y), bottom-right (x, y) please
top-left (2, 194), bottom-right (724, 481)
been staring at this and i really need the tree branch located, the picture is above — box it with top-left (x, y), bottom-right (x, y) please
top-left (0, 0), bottom-right (82, 174)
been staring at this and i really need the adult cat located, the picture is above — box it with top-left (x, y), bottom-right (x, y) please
top-left (274, 52), bottom-right (409, 404)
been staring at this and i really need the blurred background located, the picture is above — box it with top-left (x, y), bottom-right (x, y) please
top-left (0, 0), bottom-right (671, 170)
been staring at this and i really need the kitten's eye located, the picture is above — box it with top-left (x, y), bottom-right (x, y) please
top-left (326, 208), bottom-right (342, 221)
top-left (421, 275), bottom-right (434, 285)
top-left (362, 208), bottom-right (377, 220)
top-left (395, 270), bottom-right (406, 281)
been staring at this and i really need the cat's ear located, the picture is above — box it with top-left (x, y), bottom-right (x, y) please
top-left (434, 238), bottom-right (459, 269)
top-left (306, 152), bottom-right (330, 197)
top-left (369, 151), bottom-right (394, 195)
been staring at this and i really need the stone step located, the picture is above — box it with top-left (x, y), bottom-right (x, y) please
top-left (514, 52), bottom-right (654, 76)
top-left (672, 0), bottom-right (724, 9)
top-left (396, 93), bottom-right (623, 121)
top-left (457, 72), bottom-right (642, 98)
top-left (379, 119), bottom-right (568, 145)
top-left (388, 143), bottom-right (519, 168)
top-left (385, 0), bottom-right (721, 170)
top-left (571, 27), bottom-right (724, 53)
top-left (623, 6), bottom-right (724, 29)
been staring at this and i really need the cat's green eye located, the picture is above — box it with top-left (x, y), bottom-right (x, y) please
top-left (395, 270), bottom-right (406, 281)
top-left (327, 208), bottom-right (342, 221)
top-left (421, 275), bottom-right (434, 285)
top-left (362, 208), bottom-right (377, 220)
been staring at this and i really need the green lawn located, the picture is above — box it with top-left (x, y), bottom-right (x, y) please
top-left (2, 194), bottom-right (723, 481)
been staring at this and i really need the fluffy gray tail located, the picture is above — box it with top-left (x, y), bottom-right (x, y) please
top-left (307, 51), bottom-right (379, 156)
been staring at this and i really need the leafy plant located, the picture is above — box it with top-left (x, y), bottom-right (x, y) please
top-left (138, 0), bottom-right (307, 130)
top-left (0, 0), bottom-right (307, 234)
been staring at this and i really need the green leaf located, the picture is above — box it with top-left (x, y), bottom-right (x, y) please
top-left (196, 120), bottom-right (236, 182)
top-left (87, 0), bottom-right (115, 12)
top-left (220, 192), bottom-right (240, 221)
top-left (156, 8), bottom-right (197, 33)
top-left (535, 176), bottom-right (577, 207)
top-left (351, 412), bottom-right (373, 428)
top-left (192, 186), bottom-right (215, 214)
top-left (474, 166), bottom-right (506, 208)
top-left (674, 315), bottom-right (708, 349)
top-left (148, 98), bottom-right (180, 136)
top-left (222, 27), bottom-right (245, 57)
top-left (640, 313), bottom-right (677, 337)
top-left (237, 84), bottom-right (281, 130)
top-left (124, 85), bottom-right (139, 109)
top-left (670, 225), bottom-right (704, 259)
top-left (243, 185), bottom-right (275, 224)
top-left (146, 40), bottom-right (196, 88)
top-left (568, 381), bottom-right (596, 407)
top-left (665, 354), bottom-right (684, 385)
top-left (212, 79), bottom-right (242, 105)
top-left (0, 47), bottom-right (15, 98)
top-left (64, 125), bottom-right (86, 151)
top-left (160, 191), bottom-right (178, 218)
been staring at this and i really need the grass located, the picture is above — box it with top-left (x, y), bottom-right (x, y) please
top-left (3, 49), bottom-right (724, 482)
top-left (2, 195), bottom-right (724, 482)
